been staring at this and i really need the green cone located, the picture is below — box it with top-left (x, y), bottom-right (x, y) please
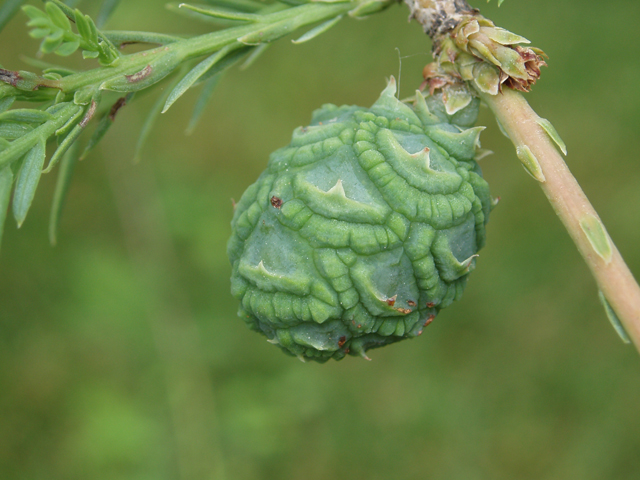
top-left (228, 78), bottom-right (492, 362)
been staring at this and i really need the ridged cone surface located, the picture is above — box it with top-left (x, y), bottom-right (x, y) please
top-left (228, 80), bottom-right (492, 362)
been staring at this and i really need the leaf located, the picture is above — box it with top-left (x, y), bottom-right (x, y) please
top-left (22, 3), bottom-right (99, 60)
top-left (165, 2), bottom-right (239, 26)
top-left (186, 47), bottom-right (251, 132)
top-left (97, 40), bottom-right (120, 65)
top-left (87, 10), bottom-right (99, 41)
top-left (48, 0), bottom-right (121, 65)
top-left (200, 0), bottom-right (265, 13)
top-left (44, 123), bottom-right (82, 173)
top-left (580, 214), bottom-right (612, 264)
top-left (239, 43), bottom-right (269, 70)
top-left (598, 291), bottom-right (631, 344)
top-left (74, 9), bottom-right (94, 44)
top-left (516, 145), bottom-right (545, 182)
top-left (186, 74), bottom-right (221, 135)
top-left (0, 164), bottom-right (13, 252)
top-left (44, 101), bottom-right (97, 173)
top-left (0, 0), bottom-right (27, 34)
top-left (21, 4), bottom-right (46, 22)
top-left (178, 3), bottom-right (260, 22)
top-left (237, 17), bottom-right (301, 45)
top-left (47, 0), bottom-right (76, 23)
top-left (276, 0), bottom-right (309, 6)
top-left (291, 15), bottom-right (342, 43)
top-left (96, 0), bottom-right (122, 28)
top-left (45, 2), bottom-right (71, 31)
top-left (43, 72), bottom-right (63, 81)
top-left (348, 0), bottom-right (389, 19)
top-left (49, 140), bottom-right (78, 245)
top-left (162, 46), bottom-right (233, 113)
top-left (54, 91), bottom-right (66, 105)
top-left (55, 40), bottom-right (80, 56)
top-left (12, 139), bottom-right (46, 227)
top-left (73, 85), bottom-right (99, 106)
top-left (41, 32), bottom-right (65, 54)
top-left (80, 114), bottom-right (111, 160)
top-left (104, 31), bottom-right (183, 46)
top-left (82, 50), bottom-right (100, 59)
top-left (537, 117), bottom-right (567, 155)
top-left (20, 56), bottom-right (78, 76)
top-left (29, 28), bottom-right (50, 39)
top-left (0, 97), bottom-right (15, 115)
top-left (55, 105), bottom-right (84, 136)
top-left (81, 92), bottom-right (135, 160)
top-left (0, 109), bottom-right (53, 124)
top-left (197, 45), bottom-right (251, 81)
top-left (0, 123), bottom-right (34, 139)
top-left (46, 103), bottom-right (67, 116)
top-left (134, 72), bottom-right (185, 162)
top-left (26, 17), bottom-right (51, 29)
top-left (0, 103), bottom-right (79, 171)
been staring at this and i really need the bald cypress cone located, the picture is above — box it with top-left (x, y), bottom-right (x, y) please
top-left (228, 78), bottom-right (493, 362)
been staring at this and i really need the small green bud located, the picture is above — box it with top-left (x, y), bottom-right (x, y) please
top-left (427, 15), bottom-right (546, 95)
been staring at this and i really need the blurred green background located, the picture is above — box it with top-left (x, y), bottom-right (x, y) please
top-left (1, 0), bottom-right (640, 479)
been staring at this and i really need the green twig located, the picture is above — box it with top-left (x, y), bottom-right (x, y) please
top-left (0, 0), bottom-right (388, 239)
top-left (0, 0), bottom-right (26, 33)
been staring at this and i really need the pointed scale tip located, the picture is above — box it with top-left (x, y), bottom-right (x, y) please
top-left (381, 76), bottom-right (397, 98)
top-left (409, 146), bottom-right (432, 170)
top-left (475, 149), bottom-right (493, 161)
top-left (413, 90), bottom-right (441, 126)
top-left (461, 254), bottom-right (479, 273)
top-left (371, 78), bottom-right (422, 126)
top-left (349, 340), bottom-right (372, 361)
top-left (326, 179), bottom-right (346, 197)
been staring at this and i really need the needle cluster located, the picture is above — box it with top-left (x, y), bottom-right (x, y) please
top-left (0, 0), bottom-right (392, 248)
